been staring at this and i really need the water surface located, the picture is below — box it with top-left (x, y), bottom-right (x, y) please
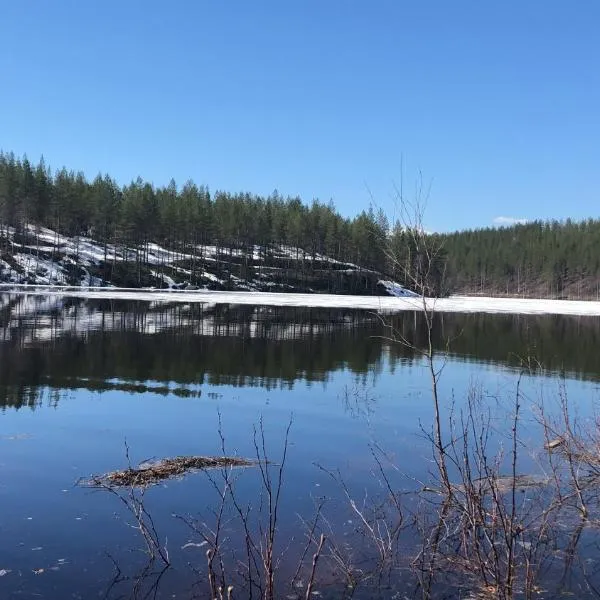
top-left (1, 293), bottom-right (600, 598)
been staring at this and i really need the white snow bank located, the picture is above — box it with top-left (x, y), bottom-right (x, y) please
top-left (201, 271), bottom-right (223, 283)
top-left (3, 286), bottom-right (600, 316)
top-left (378, 280), bottom-right (419, 298)
top-left (150, 270), bottom-right (177, 288)
top-left (12, 254), bottom-right (67, 284)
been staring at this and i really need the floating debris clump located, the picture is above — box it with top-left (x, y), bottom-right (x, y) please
top-left (86, 456), bottom-right (256, 487)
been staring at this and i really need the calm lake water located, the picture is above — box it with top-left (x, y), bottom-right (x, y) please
top-left (1, 293), bottom-right (600, 599)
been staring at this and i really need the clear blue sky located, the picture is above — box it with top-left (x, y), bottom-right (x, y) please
top-left (1, 1), bottom-right (598, 232)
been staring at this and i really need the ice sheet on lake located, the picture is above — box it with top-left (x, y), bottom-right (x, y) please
top-left (3, 285), bottom-right (600, 316)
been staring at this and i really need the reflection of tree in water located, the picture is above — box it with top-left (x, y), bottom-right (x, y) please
top-left (0, 295), bottom-right (388, 409)
top-left (1, 293), bottom-right (600, 409)
top-left (103, 557), bottom-right (169, 600)
top-left (383, 311), bottom-right (600, 381)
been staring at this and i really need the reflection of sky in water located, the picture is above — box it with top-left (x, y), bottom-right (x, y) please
top-left (2, 300), bottom-right (600, 596)
top-left (1, 358), bottom-right (599, 596)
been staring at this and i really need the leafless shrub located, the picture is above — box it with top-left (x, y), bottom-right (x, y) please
top-left (406, 364), bottom-right (600, 600)
top-left (103, 554), bottom-right (169, 600)
top-left (311, 441), bottom-right (408, 598)
top-left (175, 412), bottom-right (328, 600)
top-left (89, 441), bottom-right (171, 568)
top-left (375, 184), bottom-right (600, 599)
top-left (340, 382), bottom-right (377, 419)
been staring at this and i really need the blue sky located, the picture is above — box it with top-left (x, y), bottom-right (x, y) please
top-left (0, 1), bottom-right (598, 232)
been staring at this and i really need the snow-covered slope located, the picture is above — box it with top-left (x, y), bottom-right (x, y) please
top-left (1, 226), bottom-right (105, 286)
top-left (0, 224), bottom-right (414, 297)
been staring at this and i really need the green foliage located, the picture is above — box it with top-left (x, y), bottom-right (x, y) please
top-left (438, 220), bottom-right (600, 298)
top-left (0, 150), bottom-right (599, 297)
top-left (0, 151), bottom-right (395, 293)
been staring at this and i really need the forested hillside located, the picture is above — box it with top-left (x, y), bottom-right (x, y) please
top-left (0, 151), bottom-right (599, 298)
top-left (0, 152), bottom-right (394, 294)
top-left (440, 221), bottom-right (600, 299)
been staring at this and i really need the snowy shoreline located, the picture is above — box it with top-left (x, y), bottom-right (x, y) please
top-left (2, 285), bottom-right (600, 316)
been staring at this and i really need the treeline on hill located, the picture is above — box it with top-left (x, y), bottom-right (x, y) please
top-left (0, 152), bottom-right (598, 298)
top-left (0, 152), bottom-right (425, 294)
top-left (440, 221), bottom-right (600, 299)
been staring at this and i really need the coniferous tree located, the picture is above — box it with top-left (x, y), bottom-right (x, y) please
top-left (1, 149), bottom-right (600, 297)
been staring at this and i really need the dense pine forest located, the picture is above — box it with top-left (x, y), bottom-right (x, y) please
top-left (0, 151), bottom-right (598, 298)
top-left (440, 222), bottom-right (600, 298)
